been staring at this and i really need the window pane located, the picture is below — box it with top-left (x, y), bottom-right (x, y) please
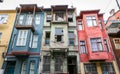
top-left (0, 14), bottom-right (8, 24)
top-left (32, 35), bottom-right (38, 48)
top-left (55, 56), bottom-right (63, 72)
top-left (90, 38), bottom-right (103, 52)
top-left (19, 15), bottom-right (24, 25)
top-left (16, 30), bottom-right (28, 46)
top-left (35, 14), bottom-right (40, 25)
top-left (25, 14), bottom-right (32, 25)
top-left (29, 61), bottom-right (35, 74)
top-left (55, 12), bottom-right (65, 21)
top-left (80, 41), bottom-right (86, 54)
top-left (29, 32), bottom-right (33, 47)
top-left (21, 61), bottom-right (27, 74)
top-left (43, 56), bottom-right (50, 73)
top-left (45, 32), bottom-right (50, 45)
top-left (55, 28), bottom-right (63, 35)
top-left (86, 16), bottom-right (97, 27)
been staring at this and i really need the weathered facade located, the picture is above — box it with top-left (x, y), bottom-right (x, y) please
top-left (106, 10), bottom-right (120, 71)
top-left (77, 10), bottom-right (119, 74)
top-left (40, 5), bottom-right (80, 74)
top-left (3, 4), bottom-right (44, 74)
top-left (0, 10), bottom-right (16, 73)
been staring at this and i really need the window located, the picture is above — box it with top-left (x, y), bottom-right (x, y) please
top-left (90, 38), bottom-right (103, 52)
top-left (104, 39), bottom-right (109, 52)
top-left (21, 61), bottom-right (27, 74)
top-left (16, 30), bottom-right (28, 46)
top-left (32, 35), bottom-right (38, 48)
top-left (43, 56), bottom-right (50, 73)
top-left (19, 15), bottom-right (24, 25)
top-left (46, 13), bottom-right (52, 22)
top-left (80, 41), bottom-right (86, 54)
top-left (55, 56), bottom-right (63, 72)
top-left (45, 32), bottom-right (50, 45)
top-left (0, 32), bottom-right (2, 39)
top-left (29, 61), bottom-right (35, 74)
top-left (29, 32), bottom-right (33, 47)
top-left (35, 14), bottom-right (40, 25)
top-left (78, 21), bottom-right (83, 30)
top-left (100, 63), bottom-right (115, 74)
top-left (55, 11), bottom-right (65, 21)
top-left (84, 63), bottom-right (97, 74)
top-left (25, 14), bottom-right (33, 25)
top-left (68, 12), bottom-right (73, 22)
top-left (86, 16), bottom-right (97, 27)
top-left (0, 14), bottom-right (8, 24)
top-left (55, 28), bottom-right (63, 42)
top-left (113, 38), bottom-right (120, 49)
top-left (69, 31), bottom-right (74, 45)
top-left (99, 19), bottom-right (103, 29)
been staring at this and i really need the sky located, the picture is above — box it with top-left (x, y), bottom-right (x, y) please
top-left (0, 0), bottom-right (119, 20)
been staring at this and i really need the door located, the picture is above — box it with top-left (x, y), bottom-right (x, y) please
top-left (4, 61), bottom-right (16, 74)
top-left (67, 56), bottom-right (77, 74)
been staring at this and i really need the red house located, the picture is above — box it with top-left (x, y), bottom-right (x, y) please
top-left (76, 10), bottom-right (119, 74)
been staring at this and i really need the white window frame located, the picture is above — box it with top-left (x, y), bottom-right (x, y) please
top-left (0, 14), bottom-right (8, 24)
top-left (16, 30), bottom-right (28, 46)
top-left (35, 14), bottom-right (40, 25)
top-left (86, 16), bottom-right (97, 27)
top-left (78, 21), bottom-right (83, 30)
top-left (21, 61), bottom-right (27, 74)
top-left (25, 14), bottom-right (33, 25)
top-left (32, 35), bottom-right (38, 48)
top-left (29, 61), bottom-right (35, 74)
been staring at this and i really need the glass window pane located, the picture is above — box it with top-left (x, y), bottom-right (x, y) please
top-left (55, 28), bottom-right (63, 35)
top-left (35, 14), bottom-right (40, 25)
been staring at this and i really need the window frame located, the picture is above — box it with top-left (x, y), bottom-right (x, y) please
top-left (90, 38), bottom-right (103, 52)
top-left (35, 14), bottom-right (40, 25)
top-left (46, 13), bottom-right (52, 22)
top-left (55, 28), bottom-right (63, 42)
top-left (84, 63), bottom-right (98, 74)
top-left (45, 31), bottom-right (50, 45)
top-left (104, 39), bottom-right (109, 52)
top-left (113, 38), bottom-right (120, 49)
top-left (78, 21), bottom-right (83, 30)
top-left (32, 35), bottom-right (38, 48)
top-left (86, 16), bottom-right (97, 27)
top-left (68, 31), bottom-right (74, 45)
top-left (80, 41), bottom-right (87, 54)
top-left (55, 11), bottom-right (65, 22)
top-left (43, 56), bottom-right (51, 73)
top-left (21, 61), bottom-right (27, 74)
top-left (16, 30), bottom-right (28, 46)
top-left (29, 61), bottom-right (35, 74)
top-left (0, 14), bottom-right (8, 24)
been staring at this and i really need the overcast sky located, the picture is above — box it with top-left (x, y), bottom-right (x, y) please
top-left (0, 0), bottom-right (119, 20)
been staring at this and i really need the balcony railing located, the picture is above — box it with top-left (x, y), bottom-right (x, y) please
top-left (107, 28), bottom-right (120, 34)
top-left (16, 19), bottom-right (35, 31)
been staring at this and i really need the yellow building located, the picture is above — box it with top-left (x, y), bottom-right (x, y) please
top-left (0, 10), bottom-right (16, 69)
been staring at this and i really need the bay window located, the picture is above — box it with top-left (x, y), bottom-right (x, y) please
top-left (16, 30), bottom-right (28, 46)
top-left (86, 16), bottom-right (97, 27)
top-left (25, 14), bottom-right (33, 25)
top-left (90, 38), bottom-right (103, 52)
top-left (32, 35), bottom-right (38, 48)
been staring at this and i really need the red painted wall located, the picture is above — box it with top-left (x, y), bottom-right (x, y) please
top-left (77, 10), bottom-right (114, 62)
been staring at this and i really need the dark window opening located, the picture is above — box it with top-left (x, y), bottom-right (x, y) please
top-left (55, 28), bottom-right (63, 42)
top-left (56, 35), bottom-right (62, 42)
top-left (45, 32), bottom-right (50, 45)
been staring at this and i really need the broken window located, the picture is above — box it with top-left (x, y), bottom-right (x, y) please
top-left (45, 32), bottom-right (50, 45)
top-left (68, 12), bottom-right (73, 22)
top-left (55, 28), bottom-right (63, 42)
top-left (55, 11), bottom-right (65, 21)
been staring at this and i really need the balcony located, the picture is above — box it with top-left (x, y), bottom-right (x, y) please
top-left (107, 28), bottom-right (120, 35)
top-left (88, 51), bottom-right (108, 61)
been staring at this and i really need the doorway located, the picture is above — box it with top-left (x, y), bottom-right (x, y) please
top-left (67, 56), bottom-right (77, 74)
top-left (4, 61), bottom-right (16, 74)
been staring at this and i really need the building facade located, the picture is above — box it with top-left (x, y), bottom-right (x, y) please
top-left (76, 10), bottom-right (119, 74)
top-left (2, 4), bottom-right (44, 74)
top-left (106, 10), bottom-right (120, 71)
top-left (40, 5), bottom-right (81, 74)
top-left (0, 10), bottom-right (16, 73)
